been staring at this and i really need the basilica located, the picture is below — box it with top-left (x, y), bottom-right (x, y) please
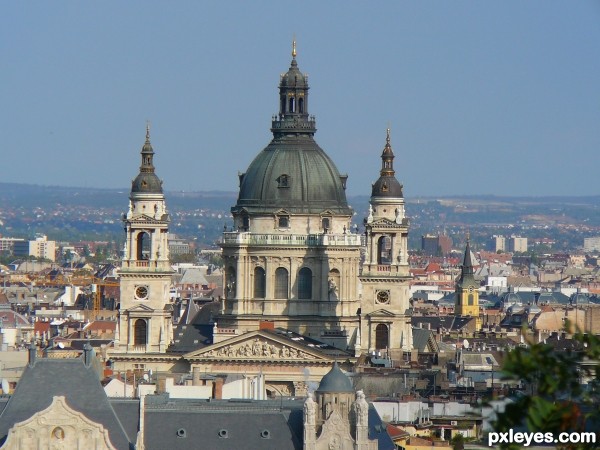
top-left (109, 42), bottom-right (413, 395)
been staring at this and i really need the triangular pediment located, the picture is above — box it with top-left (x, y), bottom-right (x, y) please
top-left (185, 330), bottom-right (329, 361)
top-left (124, 303), bottom-right (154, 313)
top-left (365, 308), bottom-right (398, 318)
top-left (370, 217), bottom-right (400, 227)
top-left (130, 213), bottom-right (167, 225)
top-left (274, 208), bottom-right (291, 216)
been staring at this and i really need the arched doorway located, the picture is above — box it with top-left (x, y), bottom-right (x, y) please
top-left (377, 236), bottom-right (392, 264)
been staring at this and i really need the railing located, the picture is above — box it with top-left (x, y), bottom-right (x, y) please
top-left (129, 345), bottom-right (147, 353)
top-left (135, 261), bottom-right (149, 267)
top-left (221, 232), bottom-right (362, 247)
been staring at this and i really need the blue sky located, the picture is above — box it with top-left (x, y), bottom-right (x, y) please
top-left (1, 1), bottom-right (599, 197)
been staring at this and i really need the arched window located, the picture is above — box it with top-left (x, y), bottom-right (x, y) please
top-left (298, 98), bottom-right (304, 113)
top-left (242, 215), bottom-right (250, 231)
top-left (298, 267), bottom-right (312, 299)
top-left (289, 97), bottom-right (295, 113)
top-left (468, 294), bottom-right (474, 306)
top-left (280, 98), bottom-right (286, 115)
top-left (375, 324), bottom-right (389, 350)
top-left (226, 267), bottom-right (236, 299)
top-left (137, 232), bottom-right (151, 260)
top-left (134, 319), bottom-right (147, 346)
top-left (321, 217), bottom-right (330, 232)
top-left (254, 267), bottom-right (266, 298)
top-left (377, 236), bottom-right (392, 264)
top-left (275, 268), bottom-right (289, 299)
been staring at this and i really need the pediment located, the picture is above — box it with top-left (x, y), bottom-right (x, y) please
top-left (370, 217), bottom-right (400, 227)
top-left (124, 303), bottom-right (154, 313)
top-left (2, 396), bottom-right (116, 450)
top-left (185, 330), bottom-right (328, 361)
top-left (365, 308), bottom-right (398, 318)
top-left (130, 213), bottom-right (167, 225)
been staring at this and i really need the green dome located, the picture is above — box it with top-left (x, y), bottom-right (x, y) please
top-left (233, 134), bottom-right (352, 215)
top-left (317, 362), bottom-right (353, 393)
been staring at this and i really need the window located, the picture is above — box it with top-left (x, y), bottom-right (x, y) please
top-left (298, 267), bottom-right (312, 299)
top-left (321, 217), bottom-right (330, 232)
top-left (468, 294), bottom-right (474, 306)
top-left (377, 236), bottom-right (392, 264)
top-left (134, 319), bottom-right (147, 346)
top-left (278, 175), bottom-right (289, 188)
top-left (289, 97), bottom-right (295, 113)
top-left (278, 216), bottom-right (289, 228)
top-left (298, 98), bottom-right (304, 113)
top-left (242, 215), bottom-right (250, 231)
top-left (375, 324), bottom-right (389, 350)
top-left (254, 267), bottom-right (266, 298)
top-left (275, 268), bottom-right (289, 299)
top-left (137, 232), bottom-right (151, 260)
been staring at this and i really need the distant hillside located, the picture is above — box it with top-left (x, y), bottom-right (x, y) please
top-left (0, 182), bottom-right (598, 250)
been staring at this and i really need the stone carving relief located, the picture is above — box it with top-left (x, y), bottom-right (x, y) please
top-left (205, 338), bottom-right (316, 360)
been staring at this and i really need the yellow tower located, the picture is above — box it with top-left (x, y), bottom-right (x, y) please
top-left (455, 237), bottom-right (482, 330)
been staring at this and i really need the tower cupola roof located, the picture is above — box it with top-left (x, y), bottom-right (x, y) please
top-left (131, 125), bottom-right (163, 195)
top-left (371, 128), bottom-right (403, 198)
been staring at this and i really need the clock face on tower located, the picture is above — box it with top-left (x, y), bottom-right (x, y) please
top-left (376, 290), bottom-right (390, 304)
top-left (135, 285), bottom-right (149, 300)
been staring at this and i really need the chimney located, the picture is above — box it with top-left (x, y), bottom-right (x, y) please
top-left (83, 341), bottom-right (93, 367)
top-left (213, 376), bottom-right (224, 400)
top-left (28, 341), bottom-right (37, 367)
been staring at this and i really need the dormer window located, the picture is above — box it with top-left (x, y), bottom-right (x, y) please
top-left (278, 174), bottom-right (290, 188)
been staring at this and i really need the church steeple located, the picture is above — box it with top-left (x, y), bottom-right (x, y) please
top-left (131, 125), bottom-right (163, 195)
top-left (371, 128), bottom-right (403, 198)
top-left (271, 39), bottom-right (316, 137)
top-left (457, 235), bottom-right (475, 285)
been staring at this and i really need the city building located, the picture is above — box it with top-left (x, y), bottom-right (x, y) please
top-left (490, 235), bottom-right (506, 253)
top-left (584, 236), bottom-right (600, 253)
top-left (421, 234), bottom-right (452, 256)
top-left (0, 238), bottom-right (24, 253)
top-left (507, 236), bottom-right (527, 253)
top-left (12, 235), bottom-right (56, 262)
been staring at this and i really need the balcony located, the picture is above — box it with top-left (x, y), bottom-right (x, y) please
top-left (221, 232), bottom-right (363, 247)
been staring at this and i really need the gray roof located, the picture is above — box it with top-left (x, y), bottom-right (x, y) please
top-left (144, 395), bottom-right (304, 450)
top-left (0, 356), bottom-right (131, 449)
top-left (317, 362), bottom-right (353, 393)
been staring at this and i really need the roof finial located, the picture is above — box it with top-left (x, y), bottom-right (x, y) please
top-left (292, 36), bottom-right (297, 58)
top-left (145, 121), bottom-right (151, 142)
top-left (386, 126), bottom-right (391, 145)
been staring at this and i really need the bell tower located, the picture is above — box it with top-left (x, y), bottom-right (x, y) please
top-left (116, 126), bottom-right (174, 354)
top-left (455, 237), bottom-right (481, 330)
top-left (359, 129), bottom-right (412, 359)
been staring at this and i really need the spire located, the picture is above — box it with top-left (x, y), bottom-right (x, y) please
top-left (461, 235), bottom-right (474, 277)
top-left (292, 36), bottom-right (297, 58)
top-left (380, 127), bottom-right (395, 177)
